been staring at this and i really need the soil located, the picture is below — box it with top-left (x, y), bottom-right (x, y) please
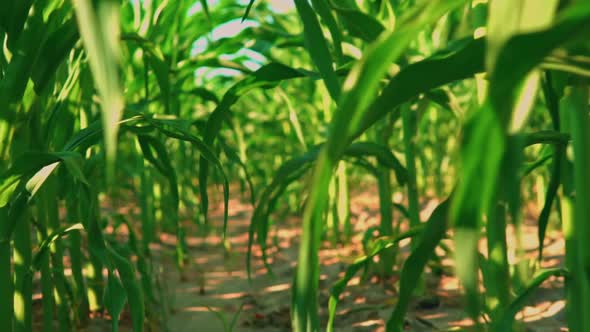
top-left (157, 190), bottom-right (566, 332)
top-left (77, 188), bottom-right (567, 331)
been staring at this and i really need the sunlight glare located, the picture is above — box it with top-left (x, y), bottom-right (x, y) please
top-left (269, 0), bottom-right (294, 13)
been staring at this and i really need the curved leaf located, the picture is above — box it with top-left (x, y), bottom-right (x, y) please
top-left (72, 0), bottom-right (124, 181)
top-left (104, 271), bottom-right (127, 332)
top-left (107, 246), bottom-right (145, 332)
top-left (327, 226), bottom-right (423, 331)
top-left (148, 117), bottom-right (231, 239)
top-left (31, 17), bottom-right (79, 94)
top-left (294, 0), bottom-right (341, 101)
top-left (32, 223), bottom-right (84, 272)
top-left (293, 1), bottom-right (470, 329)
top-left (199, 63), bottom-right (306, 227)
top-left (311, 0), bottom-right (343, 61)
top-left (494, 268), bottom-right (568, 331)
top-left (334, 7), bottom-right (385, 43)
top-left (248, 141), bottom-right (408, 279)
top-left (386, 199), bottom-right (450, 331)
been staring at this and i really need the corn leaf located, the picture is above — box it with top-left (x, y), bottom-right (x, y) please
top-left (310, 0), bottom-right (343, 61)
top-left (327, 226), bottom-right (423, 331)
top-left (104, 271), bottom-right (127, 332)
top-left (294, 0), bottom-right (341, 101)
top-left (334, 7), bottom-right (385, 43)
top-left (137, 134), bottom-right (184, 268)
top-left (199, 63), bottom-right (306, 228)
top-left (494, 268), bottom-right (568, 331)
top-left (72, 0), bottom-right (124, 181)
top-left (242, 0), bottom-right (256, 22)
top-left (31, 223), bottom-right (84, 272)
top-left (30, 18), bottom-right (79, 94)
top-left (385, 199), bottom-right (450, 331)
top-left (0, 151), bottom-right (86, 208)
top-left (451, 3), bottom-right (590, 321)
top-left (293, 2), bottom-right (470, 329)
top-left (107, 246), bottom-right (145, 332)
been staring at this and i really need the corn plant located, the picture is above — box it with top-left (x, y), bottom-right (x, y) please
top-left (1, 0), bottom-right (590, 331)
top-left (277, 0), bottom-right (590, 331)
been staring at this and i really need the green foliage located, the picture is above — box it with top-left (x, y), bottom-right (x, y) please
top-left (0, 1), bottom-right (589, 331)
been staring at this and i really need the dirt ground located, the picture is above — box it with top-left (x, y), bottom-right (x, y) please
top-left (138, 189), bottom-right (569, 332)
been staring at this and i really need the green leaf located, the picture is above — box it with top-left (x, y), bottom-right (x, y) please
top-left (354, 36), bottom-right (485, 139)
top-left (294, 0), bottom-right (341, 101)
top-left (147, 118), bottom-right (231, 240)
top-left (292, 2), bottom-right (470, 329)
top-left (343, 142), bottom-right (407, 185)
top-left (334, 7), bottom-right (385, 43)
top-left (137, 134), bottom-right (184, 267)
top-left (0, 151), bottom-right (86, 208)
top-left (494, 268), bottom-right (568, 331)
top-left (30, 18), bottom-right (79, 94)
top-left (122, 33), bottom-right (171, 113)
top-left (537, 74), bottom-right (562, 261)
top-left (563, 84), bottom-right (590, 330)
top-left (451, 3), bottom-right (590, 321)
top-left (199, 63), bottom-right (305, 228)
top-left (248, 141), bottom-right (407, 279)
top-left (451, 105), bottom-right (505, 320)
top-left (486, 0), bottom-right (558, 73)
top-left (0, 4), bottom-right (46, 111)
top-left (59, 153), bottom-right (90, 186)
top-left (242, 0), bottom-right (256, 22)
top-left (0, 0), bottom-right (34, 50)
top-left (311, 0), bottom-right (343, 61)
top-left (62, 116), bottom-right (142, 152)
top-left (385, 199), bottom-right (450, 331)
top-left (199, 0), bottom-right (211, 21)
top-left (32, 223), bottom-right (84, 272)
top-left (327, 226), bottom-right (423, 331)
top-left (217, 136), bottom-right (256, 206)
top-left (72, 0), bottom-right (124, 181)
top-left (107, 246), bottom-right (145, 332)
top-left (488, 2), bottom-right (590, 128)
top-left (104, 271), bottom-right (127, 332)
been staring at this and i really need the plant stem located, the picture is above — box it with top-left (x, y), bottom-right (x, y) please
top-left (13, 210), bottom-right (32, 332)
top-left (0, 206), bottom-right (13, 332)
